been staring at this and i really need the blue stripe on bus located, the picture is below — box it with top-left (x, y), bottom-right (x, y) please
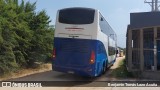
top-left (52, 37), bottom-right (110, 77)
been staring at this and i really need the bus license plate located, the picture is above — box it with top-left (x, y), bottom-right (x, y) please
top-left (68, 71), bottom-right (74, 74)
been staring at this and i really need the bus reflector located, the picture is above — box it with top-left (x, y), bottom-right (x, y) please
top-left (65, 27), bottom-right (84, 30)
top-left (90, 51), bottom-right (95, 64)
top-left (52, 48), bottom-right (56, 58)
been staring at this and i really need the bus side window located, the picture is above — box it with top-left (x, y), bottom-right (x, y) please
top-left (100, 17), bottom-right (103, 32)
top-left (100, 17), bottom-right (103, 21)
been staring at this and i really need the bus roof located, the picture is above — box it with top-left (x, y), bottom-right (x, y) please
top-left (58, 7), bottom-right (96, 11)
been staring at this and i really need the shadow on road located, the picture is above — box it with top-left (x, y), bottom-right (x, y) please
top-left (50, 72), bottom-right (98, 86)
top-left (4, 57), bottom-right (142, 87)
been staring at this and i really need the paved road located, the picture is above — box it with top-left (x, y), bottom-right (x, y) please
top-left (8, 57), bottom-right (125, 81)
top-left (2, 56), bottom-right (160, 90)
top-left (5, 57), bottom-right (129, 87)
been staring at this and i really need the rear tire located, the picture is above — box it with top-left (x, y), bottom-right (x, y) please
top-left (97, 62), bottom-right (107, 77)
top-left (102, 62), bottom-right (106, 74)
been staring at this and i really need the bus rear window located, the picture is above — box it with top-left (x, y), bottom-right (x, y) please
top-left (59, 8), bottom-right (95, 24)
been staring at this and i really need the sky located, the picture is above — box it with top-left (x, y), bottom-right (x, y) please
top-left (25, 0), bottom-right (152, 48)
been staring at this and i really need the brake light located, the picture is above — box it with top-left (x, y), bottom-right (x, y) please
top-left (90, 51), bottom-right (95, 64)
top-left (52, 48), bottom-right (56, 58)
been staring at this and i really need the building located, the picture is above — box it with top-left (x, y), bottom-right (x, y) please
top-left (126, 12), bottom-right (160, 79)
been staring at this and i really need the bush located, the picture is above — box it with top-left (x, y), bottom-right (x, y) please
top-left (111, 59), bottom-right (133, 78)
top-left (0, 0), bottom-right (54, 75)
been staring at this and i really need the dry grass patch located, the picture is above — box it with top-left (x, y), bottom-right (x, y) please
top-left (0, 63), bottom-right (52, 81)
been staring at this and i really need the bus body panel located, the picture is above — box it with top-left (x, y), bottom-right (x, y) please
top-left (53, 38), bottom-right (109, 77)
top-left (54, 8), bottom-right (98, 40)
top-left (52, 7), bottom-right (117, 77)
top-left (96, 28), bottom-right (116, 67)
top-left (97, 12), bottom-right (117, 65)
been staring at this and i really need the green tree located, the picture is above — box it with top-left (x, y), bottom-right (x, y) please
top-left (27, 10), bottom-right (53, 66)
top-left (0, 0), bottom-right (54, 75)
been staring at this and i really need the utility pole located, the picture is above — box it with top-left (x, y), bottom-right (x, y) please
top-left (144, 0), bottom-right (160, 11)
top-left (155, 0), bottom-right (158, 11)
top-left (152, 0), bottom-right (155, 11)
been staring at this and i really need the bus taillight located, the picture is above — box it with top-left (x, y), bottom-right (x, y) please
top-left (52, 48), bottom-right (56, 58)
top-left (90, 51), bottom-right (95, 64)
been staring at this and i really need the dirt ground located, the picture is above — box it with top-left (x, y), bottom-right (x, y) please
top-left (111, 56), bottom-right (125, 69)
top-left (0, 56), bottom-right (125, 81)
top-left (1, 56), bottom-right (160, 90)
top-left (0, 63), bottom-right (52, 81)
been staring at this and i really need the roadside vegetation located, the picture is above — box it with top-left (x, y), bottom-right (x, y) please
top-left (0, 0), bottom-right (54, 76)
top-left (111, 59), bottom-right (133, 78)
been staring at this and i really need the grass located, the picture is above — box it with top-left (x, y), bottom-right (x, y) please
top-left (111, 59), bottom-right (133, 78)
top-left (0, 63), bottom-right (51, 81)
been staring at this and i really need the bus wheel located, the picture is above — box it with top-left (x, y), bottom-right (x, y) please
top-left (102, 62), bottom-right (106, 74)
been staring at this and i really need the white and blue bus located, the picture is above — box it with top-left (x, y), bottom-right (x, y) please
top-left (52, 7), bottom-right (117, 77)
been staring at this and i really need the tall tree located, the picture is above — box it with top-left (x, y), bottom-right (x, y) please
top-left (0, 0), bottom-right (54, 75)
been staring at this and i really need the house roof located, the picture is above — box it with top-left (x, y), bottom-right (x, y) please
top-left (129, 12), bottom-right (160, 30)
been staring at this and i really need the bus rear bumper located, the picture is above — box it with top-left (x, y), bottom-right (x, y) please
top-left (52, 65), bottom-right (96, 77)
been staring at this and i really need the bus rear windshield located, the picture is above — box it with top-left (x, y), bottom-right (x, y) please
top-left (59, 8), bottom-right (95, 24)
